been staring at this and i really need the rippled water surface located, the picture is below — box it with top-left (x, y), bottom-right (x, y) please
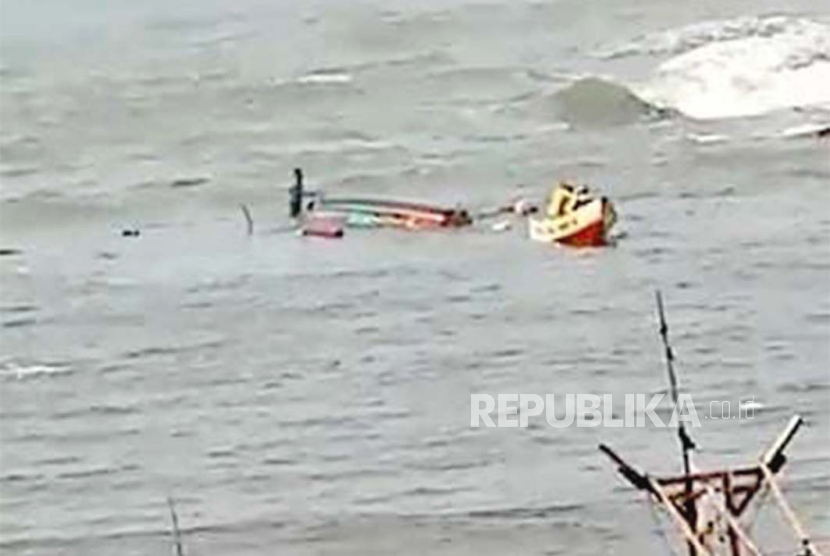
top-left (1, 1), bottom-right (829, 554)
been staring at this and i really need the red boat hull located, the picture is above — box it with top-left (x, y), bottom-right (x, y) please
top-left (528, 197), bottom-right (615, 248)
top-left (558, 219), bottom-right (607, 247)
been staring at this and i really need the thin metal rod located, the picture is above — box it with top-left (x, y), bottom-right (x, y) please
top-left (167, 497), bottom-right (185, 556)
top-left (240, 204), bottom-right (254, 235)
top-left (656, 290), bottom-right (698, 555)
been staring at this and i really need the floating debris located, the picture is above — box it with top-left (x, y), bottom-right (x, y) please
top-left (491, 219), bottom-right (512, 232)
top-left (170, 176), bottom-right (210, 189)
top-left (239, 204), bottom-right (254, 236)
top-left (301, 213), bottom-right (345, 239)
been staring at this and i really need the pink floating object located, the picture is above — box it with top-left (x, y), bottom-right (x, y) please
top-left (302, 213), bottom-right (345, 238)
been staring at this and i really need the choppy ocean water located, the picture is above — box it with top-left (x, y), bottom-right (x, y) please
top-left (1, 0), bottom-right (829, 554)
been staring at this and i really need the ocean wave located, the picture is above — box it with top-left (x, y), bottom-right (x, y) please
top-left (547, 77), bottom-right (667, 127)
top-left (625, 16), bottom-right (830, 119)
top-left (600, 15), bottom-right (825, 58)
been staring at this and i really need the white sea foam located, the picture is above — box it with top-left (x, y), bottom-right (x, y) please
top-left (0, 362), bottom-right (72, 380)
top-left (686, 133), bottom-right (729, 145)
top-left (779, 123), bottom-right (830, 138)
top-left (602, 15), bottom-right (823, 58)
top-left (627, 17), bottom-right (830, 120)
top-left (295, 71), bottom-right (353, 85)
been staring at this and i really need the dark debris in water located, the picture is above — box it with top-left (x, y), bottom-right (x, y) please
top-left (466, 503), bottom-right (584, 521)
top-left (170, 176), bottom-right (210, 189)
top-left (0, 304), bottom-right (37, 314)
top-left (0, 247), bottom-right (22, 256)
top-left (3, 317), bottom-right (37, 329)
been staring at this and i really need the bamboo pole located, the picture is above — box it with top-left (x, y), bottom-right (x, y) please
top-left (702, 484), bottom-right (763, 556)
top-left (649, 478), bottom-right (713, 556)
top-left (760, 415), bottom-right (803, 470)
top-left (759, 463), bottom-right (824, 556)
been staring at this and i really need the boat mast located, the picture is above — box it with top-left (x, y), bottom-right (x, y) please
top-left (289, 168), bottom-right (304, 218)
top-left (655, 291), bottom-right (698, 555)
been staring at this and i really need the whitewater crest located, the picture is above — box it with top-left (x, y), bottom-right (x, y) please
top-left (612, 16), bottom-right (830, 120)
top-left (600, 15), bottom-right (826, 58)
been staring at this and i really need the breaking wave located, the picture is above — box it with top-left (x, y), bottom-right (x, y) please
top-left (601, 15), bottom-right (826, 58)
top-left (549, 77), bottom-right (663, 126)
top-left (548, 16), bottom-right (830, 125)
top-left (627, 16), bottom-right (830, 120)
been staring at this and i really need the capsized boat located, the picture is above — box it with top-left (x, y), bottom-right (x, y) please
top-left (289, 168), bottom-right (472, 230)
top-left (315, 197), bottom-right (472, 229)
top-left (528, 182), bottom-right (616, 247)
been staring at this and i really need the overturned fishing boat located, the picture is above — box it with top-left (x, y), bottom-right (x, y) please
top-left (528, 182), bottom-right (616, 247)
top-left (314, 197), bottom-right (473, 229)
top-left (289, 168), bottom-right (472, 232)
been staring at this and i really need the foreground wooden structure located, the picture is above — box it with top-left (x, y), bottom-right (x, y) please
top-left (600, 292), bottom-right (823, 556)
top-left (601, 415), bottom-right (822, 555)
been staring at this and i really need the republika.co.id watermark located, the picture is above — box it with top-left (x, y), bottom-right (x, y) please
top-left (470, 394), bottom-right (758, 428)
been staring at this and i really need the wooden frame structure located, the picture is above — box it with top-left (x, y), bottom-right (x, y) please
top-left (600, 292), bottom-right (823, 556)
top-left (600, 415), bottom-right (822, 556)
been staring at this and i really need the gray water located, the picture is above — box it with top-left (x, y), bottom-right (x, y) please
top-left (1, 1), bottom-right (829, 554)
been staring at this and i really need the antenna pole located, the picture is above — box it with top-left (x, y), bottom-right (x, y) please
top-left (655, 291), bottom-right (698, 555)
